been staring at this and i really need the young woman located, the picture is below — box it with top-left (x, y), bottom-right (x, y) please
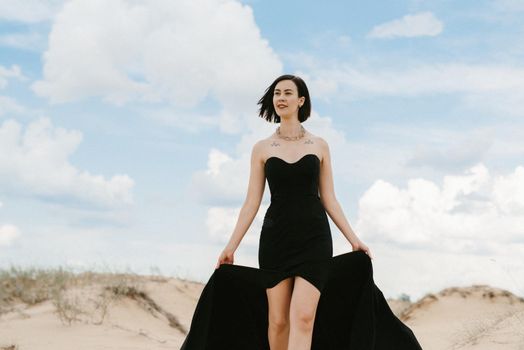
top-left (215, 74), bottom-right (371, 349)
top-left (181, 75), bottom-right (422, 350)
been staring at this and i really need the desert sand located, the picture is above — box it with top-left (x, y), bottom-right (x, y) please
top-left (1, 267), bottom-right (523, 349)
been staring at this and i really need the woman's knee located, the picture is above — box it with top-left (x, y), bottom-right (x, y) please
top-left (266, 277), bottom-right (293, 331)
top-left (290, 305), bottom-right (316, 329)
top-left (289, 277), bottom-right (321, 329)
top-left (268, 312), bottom-right (290, 331)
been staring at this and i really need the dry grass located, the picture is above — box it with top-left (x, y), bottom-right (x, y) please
top-left (0, 266), bottom-right (75, 314)
top-left (0, 266), bottom-right (130, 318)
top-left (0, 264), bottom-right (186, 333)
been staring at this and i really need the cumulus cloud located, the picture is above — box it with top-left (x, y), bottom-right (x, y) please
top-left (206, 205), bottom-right (267, 246)
top-left (32, 0), bottom-right (282, 133)
top-left (0, 0), bottom-right (64, 22)
top-left (0, 118), bottom-right (134, 208)
top-left (0, 96), bottom-right (27, 116)
top-left (356, 163), bottom-right (524, 254)
top-left (190, 148), bottom-right (250, 206)
top-left (368, 11), bottom-right (443, 38)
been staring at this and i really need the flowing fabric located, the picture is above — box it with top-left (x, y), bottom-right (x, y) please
top-left (180, 250), bottom-right (422, 349)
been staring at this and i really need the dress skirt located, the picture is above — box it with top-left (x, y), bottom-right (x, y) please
top-left (180, 250), bottom-right (423, 349)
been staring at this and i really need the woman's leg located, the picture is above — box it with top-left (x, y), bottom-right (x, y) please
top-left (287, 276), bottom-right (321, 350)
top-left (266, 277), bottom-right (294, 350)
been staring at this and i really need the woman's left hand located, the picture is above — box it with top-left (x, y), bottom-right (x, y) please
top-left (351, 239), bottom-right (373, 260)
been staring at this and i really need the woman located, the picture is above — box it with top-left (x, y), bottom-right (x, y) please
top-left (180, 75), bottom-right (422, 350)
top-left (216, 74), bottom-right (372, 350)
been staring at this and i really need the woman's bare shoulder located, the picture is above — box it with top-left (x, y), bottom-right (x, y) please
top-left (314, 134), bottom-right (328, 146)
top-left (255, 132), bottom-right (278, 147)
top-left (304, 133), bottom-right (329, 163)
top-left (252, 135), bottom-right (275, 158)
top-left (304, 132), bottom-right (327, 148)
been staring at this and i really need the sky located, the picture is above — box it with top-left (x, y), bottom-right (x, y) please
top-left (0, 0), bottom-right (523, 301)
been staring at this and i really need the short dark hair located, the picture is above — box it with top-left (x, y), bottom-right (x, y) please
top-left (257, 74), bottom-right (312, 123)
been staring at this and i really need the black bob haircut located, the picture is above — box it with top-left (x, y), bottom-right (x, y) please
top-left (257, 74), bottom-right (312, 123)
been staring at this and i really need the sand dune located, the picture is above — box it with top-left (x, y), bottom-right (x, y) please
top-left (1, 269), bottom-right (523, 349)
top-left (399, 285), bottom-right (524, 350)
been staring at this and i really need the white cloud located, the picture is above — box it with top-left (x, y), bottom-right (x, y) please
top-left (0, 95), bottom-right (27, 116)
top-left (332, 63), bottom-right (524, 96)
top-left (0, 200), bottom-right (21, 247)
top-left (356, 163), bottom-right (524, 254)
top-left (0, 224), bottom-right (20, 247)
top-left (493, 166), bottom-right (524, 215)
top-left (0, 0), bottom-right (65, 22)
top-left (0, 118), bottom-right (134, 208)
top-left (0, 64), bottom-right (24, 89)
top-left (206, 205), bottom-right (267, 246)
top-left (368, 11), bottom-right (443, 38)
top-left (190, 148), bottom-right (247, 205)
top-left (32, 0), bottom-right (282, 133)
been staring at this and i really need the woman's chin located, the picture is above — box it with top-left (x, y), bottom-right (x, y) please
top-left (277, 113), bottom-right (293, 119)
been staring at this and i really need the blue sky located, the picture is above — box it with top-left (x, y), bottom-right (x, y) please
top-left (1, 0), bottom-right (523, 301)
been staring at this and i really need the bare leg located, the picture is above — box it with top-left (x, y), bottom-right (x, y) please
top-left (287, 276), bottom-right (321, 350)
top-left (266, 277), bottom-right (294, 350)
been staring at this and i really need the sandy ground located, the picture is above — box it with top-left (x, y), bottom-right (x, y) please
top-left (402, 285), bottom-right (524, 350)
top-left (1, 272), bottom-right (523, 350)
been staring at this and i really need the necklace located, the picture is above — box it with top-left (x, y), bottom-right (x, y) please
top-left (276, 125), bottom-right (305, 141)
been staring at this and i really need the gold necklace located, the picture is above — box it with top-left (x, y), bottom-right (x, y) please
top-left (276, 125), bottom-right (305, 141)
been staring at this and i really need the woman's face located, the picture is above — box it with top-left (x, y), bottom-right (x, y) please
top-left (273, 79), bottom-right (304, 118)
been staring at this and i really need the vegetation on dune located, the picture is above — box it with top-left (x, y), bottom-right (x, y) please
top-left (0, 264), bottom-right (185, 333)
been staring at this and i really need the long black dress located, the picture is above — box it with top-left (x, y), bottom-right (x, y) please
top-left (180, 153), bottom-right (423, 350)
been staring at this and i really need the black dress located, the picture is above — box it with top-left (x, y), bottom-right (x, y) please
top-left (259, 153), bottom-right (333, 293)
top-left (180, 153), bottom-right (423, 350)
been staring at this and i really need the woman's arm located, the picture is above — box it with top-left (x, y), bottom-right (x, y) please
top-left (224, 141), bottom-right (266, 252)
top-left (317, 137), bottom-right (366, 249)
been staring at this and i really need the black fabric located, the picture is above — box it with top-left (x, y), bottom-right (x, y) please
top-left (180, 251), bottom-right (423, 349)
top-left (259, 154), bottom-right (333, 293)
top-left (180, 153), bottom-right (423, 349)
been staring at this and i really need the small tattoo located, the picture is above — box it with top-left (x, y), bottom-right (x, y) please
top-left (270, 141), bottom-right (280, 147)
top-left (304, 139), bottom-right (314, 144)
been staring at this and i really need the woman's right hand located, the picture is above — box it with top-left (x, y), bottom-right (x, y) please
top-left (215, 247), bottom-right (235, 269)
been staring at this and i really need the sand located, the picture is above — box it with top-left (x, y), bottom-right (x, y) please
top-left (1, 271), bottom-right (523, 349)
